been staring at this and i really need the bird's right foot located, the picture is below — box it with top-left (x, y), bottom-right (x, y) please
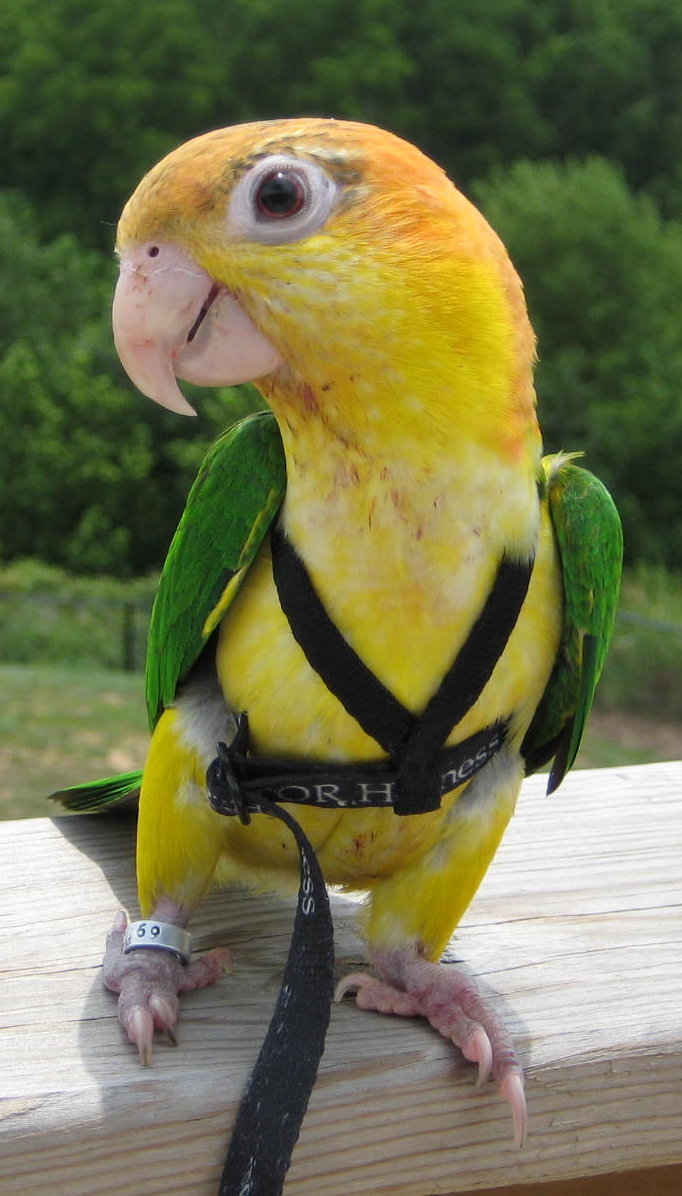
top-left (103, 911), bottom-right (230, 1064)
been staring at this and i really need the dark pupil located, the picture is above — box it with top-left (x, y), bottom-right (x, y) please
top-left (256, 171), bottom-right (304, 218)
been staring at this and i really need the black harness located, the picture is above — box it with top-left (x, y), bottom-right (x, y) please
top-left (206, 523), bottom-right (534, 1196)
top-left (207, 524), bottom-right (534, 820)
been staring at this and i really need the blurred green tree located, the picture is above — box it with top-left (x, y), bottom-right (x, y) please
top-left (528, 0), bottom-right (682, 216)
top-left (0, 194), bottom-right (261, 574)
top-left (2, 0), bottom-right (681, 248)
top-left (474, 157), bottom-right (682, 566)
top-left (1, 0), bottom-right (681, 571)
top-left (0, 0), bottom-right (221, 245)
top-left (0, 0), bottom-right (413, 248)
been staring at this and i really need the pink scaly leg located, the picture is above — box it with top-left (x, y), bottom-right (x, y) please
top-left (103, 909), bottom-right (230, 1065)
top-left (337, 944), bottom-right (527, 1147)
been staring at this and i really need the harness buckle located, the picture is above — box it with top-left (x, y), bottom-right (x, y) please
top-left (206, 715), bottom-right (252, 825)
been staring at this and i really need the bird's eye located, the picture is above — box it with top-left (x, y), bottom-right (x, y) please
top-left (255, 170), bottom-right (307, 219)
top-left (228, 154), bottom-right (339, 246)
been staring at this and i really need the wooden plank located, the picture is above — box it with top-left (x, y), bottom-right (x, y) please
top-left (0, 762), bottom-right (681, 1195)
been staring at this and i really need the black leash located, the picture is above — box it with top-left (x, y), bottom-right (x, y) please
top-left (207, 783), bottom-right (334, 1196)
top-left (206, 525), bottom-right (535, 1195)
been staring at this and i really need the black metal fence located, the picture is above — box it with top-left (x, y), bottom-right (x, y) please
top-left (2, 590), bottom-right (682, 719)
top-left (0, 590), bottom-right (152, 672)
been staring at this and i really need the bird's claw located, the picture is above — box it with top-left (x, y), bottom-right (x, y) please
top-left (338, 950), bottom-right (527, 1146)
top-left (129, 1007), bottom-right (155, 1066)
top-left (103, 911), bottom-right (229, 1064)
top-left (500, 1068), bottom-right (527, 1150)
top-left (466, 1026), bottom-right (493, 1088)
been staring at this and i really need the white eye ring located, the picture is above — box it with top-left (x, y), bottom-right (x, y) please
top-left (228, 155), bottom-right (339, 245)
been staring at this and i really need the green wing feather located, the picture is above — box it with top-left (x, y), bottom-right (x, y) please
top-left (51, 411), bottom-right (286, 811)
top-left (145, 410), bottom-right (286, 729)
top-left (522, 454), bottom-right (623, 792)
top-left (49, 771), bottom-right (143, 811)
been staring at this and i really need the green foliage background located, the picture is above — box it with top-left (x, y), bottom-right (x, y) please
top-left (1, 0), bottom-right (681, 575)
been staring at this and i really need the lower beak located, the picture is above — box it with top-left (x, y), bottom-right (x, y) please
top-left (112, 242), bottom-right (282, 415)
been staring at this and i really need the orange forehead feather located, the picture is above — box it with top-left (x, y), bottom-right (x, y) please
top-left (119, 118), bottom-right (464, 249)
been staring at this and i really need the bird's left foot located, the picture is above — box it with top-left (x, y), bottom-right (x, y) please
top-left (336, 945), bottom-right (526, 1147)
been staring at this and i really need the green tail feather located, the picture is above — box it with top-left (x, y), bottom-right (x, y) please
top-left (49, 771), bottom-right (142, 812)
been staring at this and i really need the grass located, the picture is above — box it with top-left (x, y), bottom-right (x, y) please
top-left (0, 558), bottom-right (155, 672)
top-left (1, 662), bottom-right (679, 822)
top-left (0, 664), bottom-right (149, 819)
top-left (599, 563), bottom-right (682, 720)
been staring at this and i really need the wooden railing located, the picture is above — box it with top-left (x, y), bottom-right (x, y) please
top-left (1, 762), bottom-right (681, 1195)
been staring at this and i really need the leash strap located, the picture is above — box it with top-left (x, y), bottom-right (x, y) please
top-left (210, 788), bottom-right (334, 1196)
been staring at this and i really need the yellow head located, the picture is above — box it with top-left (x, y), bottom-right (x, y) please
top-left (114, 118), bottom-right (538, 460)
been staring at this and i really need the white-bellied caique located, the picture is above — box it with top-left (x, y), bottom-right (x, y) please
top-left (55, 118), bottom-right (622, 1146)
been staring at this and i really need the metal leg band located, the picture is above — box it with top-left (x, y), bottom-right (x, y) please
top-left (122, 920), bottom-right (192, 964)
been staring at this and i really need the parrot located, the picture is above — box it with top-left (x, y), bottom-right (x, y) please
top-left (53, 117), bottom-right (622, 1151)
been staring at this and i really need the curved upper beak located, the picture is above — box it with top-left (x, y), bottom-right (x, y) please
top-left (112, 243), bottom-right (282, 415)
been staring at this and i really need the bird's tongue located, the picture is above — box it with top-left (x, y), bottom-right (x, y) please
top-left (112, 242), bottom-right (282, 415)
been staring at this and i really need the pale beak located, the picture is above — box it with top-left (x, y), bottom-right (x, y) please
top-left (112, 242), bottom-right (282, 415)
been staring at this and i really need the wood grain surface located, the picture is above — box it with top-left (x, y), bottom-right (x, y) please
top-left (1, 762), bottom-right (680, 1194)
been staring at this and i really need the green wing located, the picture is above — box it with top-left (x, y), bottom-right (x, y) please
top-left (51, 411), bottom-right (286, 810)
top-left (522, 455), bottom-right (623, 793)
top-left (49, 770), bottom-right (144, 812)
top-left (145, 409), bottom-right (286, 728)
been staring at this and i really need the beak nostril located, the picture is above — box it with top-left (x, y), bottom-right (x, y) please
top-left (113, 242), bottom-right (281, 411)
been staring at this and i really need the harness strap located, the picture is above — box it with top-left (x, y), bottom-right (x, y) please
top-left (400, 554), bottom-right (537, 762)
top-left (269, 525), bottom-right (411, 759)
top-left (270, 525), bottom-right (534, 814)
top-left (207, 715), bottom-right (509, 821)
